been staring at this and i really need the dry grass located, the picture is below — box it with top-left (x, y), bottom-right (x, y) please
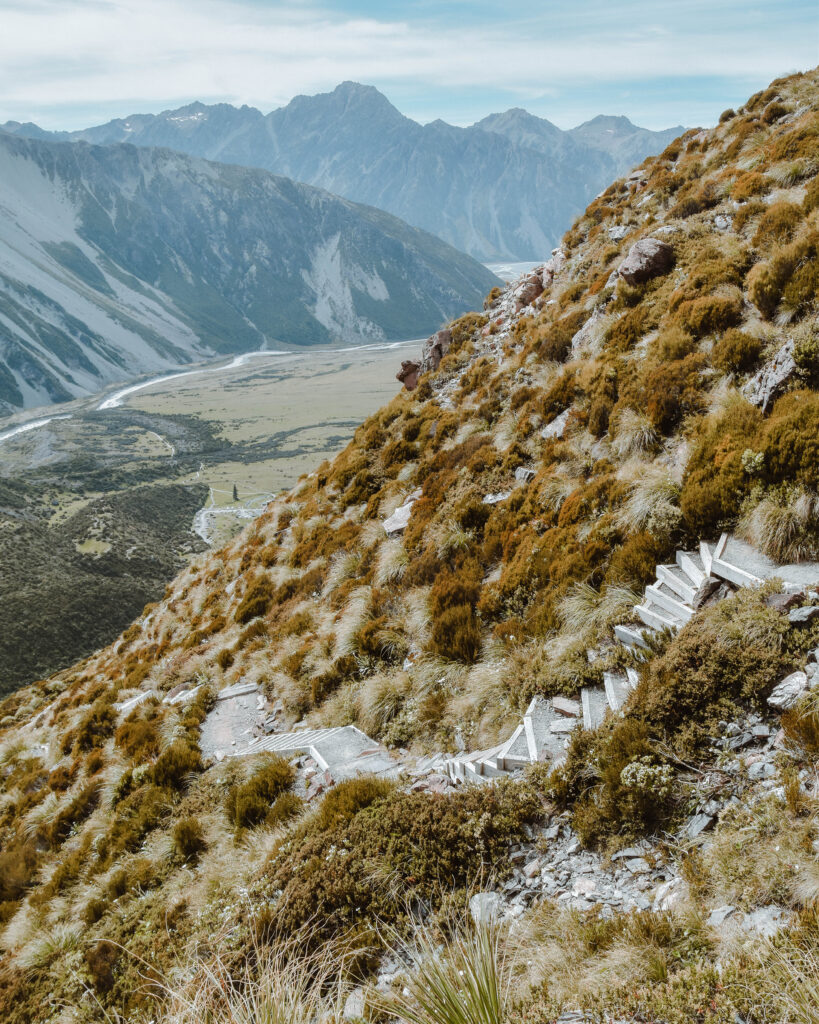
top-left (614, 462), bottom-right (681, 536)
top-left (610, 408), bottom-right (660, 458)
top-left (558, 582), bottom-right (642, 638)
top-left (151, 929), bottom-right (352, 1024)
top-left (378, 919), bottom-right (512, 1024)
top-left (739, 488), bottom-right (819, 562)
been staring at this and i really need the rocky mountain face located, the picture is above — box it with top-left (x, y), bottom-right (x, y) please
top-left (0, 71), bottom-right (817, 1023)
top-left (2, 84), bottom-right (682, 260)
top-left (0, 131), bottom-right (497, 414)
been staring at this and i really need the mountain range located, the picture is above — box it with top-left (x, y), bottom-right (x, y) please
top-left (0, 130), bottom-right (497, 414)
top-left (2, 83), bottom-right (683, 260)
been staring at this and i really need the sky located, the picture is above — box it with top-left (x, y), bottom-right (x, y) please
top-left (0, 0), bottom-right (816, 131)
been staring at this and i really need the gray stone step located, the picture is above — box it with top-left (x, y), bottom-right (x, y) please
top-left (645, 582), bottom-right (694, 622)
top-left (711, 556), bottom-right (764, 588)
top-left (676, 550), bottom-right (706, 588)
top-left (614, 623), bottom-right (651, 649)
top-left (603, 672), bottom-right (631, 712)
top-left (721, 535), bottom-right (819, 588)
top-left (581, 686), bottom-right (607, 730)
top-left (626, 667), bottom-right (640, 689)
top-left (634, 600), bottom-right (682, 632)
top-left (656, 564), bottom-right (696, 604)
top-left (699, 540), bottom-right (714, 578)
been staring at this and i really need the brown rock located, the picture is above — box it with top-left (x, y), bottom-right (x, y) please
top-left (397, 359), bottom-right (421, 391)
top-left (617, 238), bottom-right (675, 286)
top-left (514, 274), bottom-right (544, 312)
top-left (421, 328), bottom-right (453, 372)
top-left (765, 591), bottom-right (803, 613)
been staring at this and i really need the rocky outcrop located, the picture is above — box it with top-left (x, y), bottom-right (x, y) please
top-left (541, 248), bottom-right (567, 288)
top-left (616, 237), bottom-right (675, 286)
top-left (742, 338), bottom-right (797, 411)
top-left (396, 360), bottom-right (421, 391)
top-left (421, 328), bottom-right (453, 373)
top-left (514, 273), bottom-right (544, 312)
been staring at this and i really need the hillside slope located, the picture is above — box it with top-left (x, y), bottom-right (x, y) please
top-left (2, 83), bottom-right (681, 260)
top-left (0, 131), bottom-right (497, 414)
top-left (0, 70), bottom-right (817, 1023)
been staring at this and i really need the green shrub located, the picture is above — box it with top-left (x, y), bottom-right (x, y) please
top-left (752, 202), bottom-right (803, 248)
top-left (762, 391), bottom-right (819, 489)
top-left (225, 755), bottom-right (296, 829)
top-left (172, 816), bottom-right (206, 860)
top-left (102, 784), bottom-right (169, 865)
top-left (234, 575), bottom-right (273, 624)
top-left (673, 294), bottom-right (743, 338)
top-left (635, 587), bottom-right (794, 749)
top-left (71, 699), bottom-right (116, 753)
top-left (431, 604), bottom-right (483, 664)
top-left (151, 739), bottom-right (202, 789)
top-left (115, 714), bottom-right (159, 761)
top-left (310, 776), bottom-right (395, 832)
top-left (712, 329), bottom-right (764, 374)
top-left (747, 233), bottom-right (819, 319)
top-left (46, 781), bottom-right (100, 847)
top-left (645, 354), bottom-right (707, 433)
top-left (732, 171), bottom-right (771, 202)
top-left (804, 175), bottom-right (819, 215)
top-left (82, 896), bottom-right (107, 925)
top-left (681, 399), bottom-right (762, 535)
top-left (555, 719), bottom-right (671, 846)
top-left (265, 782), bottom-right (540, 942)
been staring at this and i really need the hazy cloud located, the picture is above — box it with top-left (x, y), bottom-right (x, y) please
top-left (0, 0), bottom-right (815, 129)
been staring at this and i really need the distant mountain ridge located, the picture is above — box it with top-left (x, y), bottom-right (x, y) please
top-left (0, 130), bottom-right (497, 414)
top-left (2, 83), bottom-right (684, 260)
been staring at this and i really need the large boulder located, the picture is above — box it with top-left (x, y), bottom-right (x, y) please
top-left (421, 328), bottom-right (453, 372)
top-left (742, 338), bottom-right (796, 412)
top-left (541, 248), bottom-right (567, 288)
top-left (396, 359), bottom-right (421, 391)
top-left (616, 238), bottom-right (675, 286)
top-left (514, 273), bottom-right (544, 312)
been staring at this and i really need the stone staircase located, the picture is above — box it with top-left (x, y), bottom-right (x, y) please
top-left (614, 532), bottom-right (819, 653)
top-left (436, 533), bottom-right (819, 784)
top-left (232, 723), bottom-right (400, 779)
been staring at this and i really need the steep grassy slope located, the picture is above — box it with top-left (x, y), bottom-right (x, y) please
top-left (0, 70), bottom-right (817, 1022)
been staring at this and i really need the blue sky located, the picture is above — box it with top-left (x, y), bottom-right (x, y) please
top-left (0, 0), bottom-right (816, 130)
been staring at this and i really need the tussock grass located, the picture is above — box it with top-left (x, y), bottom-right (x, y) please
top-left (558, 582), bottom-right (642, 638)
top-left (740, 487), bottom-right (819, 562)
top-left (151, 930), bottom-right (352, 1024)
top-left (610, 407), bottom-right (663, 456)
top-left (615, 463), bottom-right (681, 536)
top-left (379, 919), bottom-right (511, 1024)
top-left (375, 538), bottom-right (409, 587)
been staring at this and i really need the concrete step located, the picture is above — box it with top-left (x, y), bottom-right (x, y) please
top-left (603, 672), bottom-right (631, 712)
top-left (656, 564), bottom-right (696, 604)
top-left (614, 623), bottom-right (651, 649)
top-left (635, 601), bottom-right (682, 633)
top-left (645, 582), bottom-right (694, 622)
top-left (711, 556), bottom-right (764, 588)
top-left (699, 540), bottom-right (714, 578)
top-left (581, 687), bottom-right (607, 730)
top-left (250, 727), bottom-right (340, 753)
top-left (676, 550), bottom-right (707, 588)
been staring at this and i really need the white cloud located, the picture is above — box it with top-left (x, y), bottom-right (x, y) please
top-left (0, 0), bottom-right (815, 127)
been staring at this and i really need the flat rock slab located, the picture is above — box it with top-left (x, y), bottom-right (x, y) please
top-left (200, 688), bottom-right (262, 757)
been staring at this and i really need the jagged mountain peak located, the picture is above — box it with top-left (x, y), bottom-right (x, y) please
top-left (1, 85), bottom-right (682, 259)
